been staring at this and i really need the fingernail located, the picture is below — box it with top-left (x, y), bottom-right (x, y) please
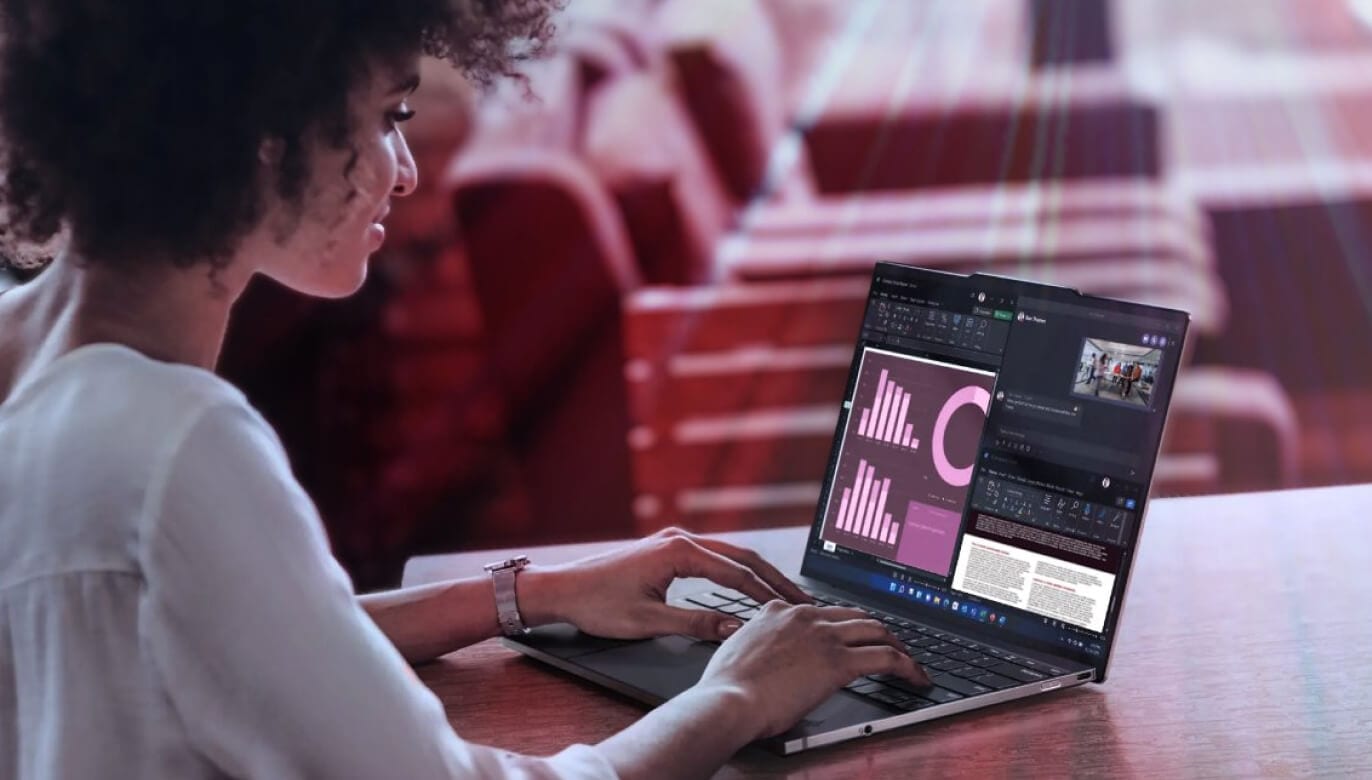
top-left (719, 620), bottom-right (743, 638)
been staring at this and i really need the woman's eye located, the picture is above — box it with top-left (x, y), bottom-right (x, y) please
top-left (386, 106), bottom-right (416, 130)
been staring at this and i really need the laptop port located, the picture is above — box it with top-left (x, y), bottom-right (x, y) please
top-left (1077, 671), bottom-right (1092, 681)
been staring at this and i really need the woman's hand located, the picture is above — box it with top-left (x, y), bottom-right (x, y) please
top-left (520, 528), bottom-right (812, 642)
top-left (696, 602), bottom-right (933, 740)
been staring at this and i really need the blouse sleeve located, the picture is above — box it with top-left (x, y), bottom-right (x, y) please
top-left (137, 401), bottom-right (617, 780)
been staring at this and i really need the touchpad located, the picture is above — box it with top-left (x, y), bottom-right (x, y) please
top-left (574, 635), bottom-right (716, 701)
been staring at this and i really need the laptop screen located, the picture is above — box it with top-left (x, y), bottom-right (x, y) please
top-left (801, 263), bottom-right (1189, 674)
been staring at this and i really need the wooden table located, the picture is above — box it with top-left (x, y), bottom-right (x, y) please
top-left (404, 484), bottom-right (1372, 777)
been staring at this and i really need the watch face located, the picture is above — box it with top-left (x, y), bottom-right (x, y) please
top-left (485, 555), bottom-right (530, 572)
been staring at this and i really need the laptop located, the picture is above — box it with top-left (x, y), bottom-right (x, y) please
top-left (504, 262), bottom-right (1190, 754)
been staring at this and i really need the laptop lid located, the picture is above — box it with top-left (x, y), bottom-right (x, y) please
top-left (800, 263), bottom-right (1190, 682)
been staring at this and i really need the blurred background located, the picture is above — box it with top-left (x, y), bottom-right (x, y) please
top-left (148, 0), bottom-right (1372, 588)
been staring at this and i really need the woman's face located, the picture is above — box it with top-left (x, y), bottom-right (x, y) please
top-left (257, 59), bottom-right (420, 298)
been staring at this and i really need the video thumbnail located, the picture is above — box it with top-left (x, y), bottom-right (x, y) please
top-left (1071, 338), bottom-right (1161, 409)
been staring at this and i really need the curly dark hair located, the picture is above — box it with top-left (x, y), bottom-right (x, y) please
top-left (0, 0), bottom-right (558, 271)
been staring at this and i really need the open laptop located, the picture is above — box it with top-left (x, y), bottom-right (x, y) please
top-left (505, 262), bottom-right (1190, 754)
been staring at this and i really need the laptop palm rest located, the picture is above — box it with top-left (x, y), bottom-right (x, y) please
top-left (566, 635), bottom-right (892, 744)
top-left (574, 636), bottom-right (716, 700)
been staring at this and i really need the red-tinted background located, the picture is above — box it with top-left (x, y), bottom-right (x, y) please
top-left (214, 0), bottom-right (1372, 589)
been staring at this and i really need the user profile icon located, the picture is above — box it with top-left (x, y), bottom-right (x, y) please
top-left (996, 391), bottom-right (1006, 401)
top-left (1102, 476), bottom-right (1111, 488)
top-left (1017, 312), bottom-right (1025, 322)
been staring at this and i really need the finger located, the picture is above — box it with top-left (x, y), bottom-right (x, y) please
top-left (669, 538), bottom-right (784, 606)
top-left (684, 535), bottom-right (813, 605)
top-left (644, 605), bottom-right (744, 642)
top-left (814, 606), bottom-right (869, 623)
top-left (828, 618), bottom-right (905, 652)
top-left (845, 645), bottom-right (932, 687)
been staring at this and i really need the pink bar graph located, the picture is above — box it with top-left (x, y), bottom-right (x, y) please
top-left (829, 459), bottom-right (900, 548)
top-left (855, 371), bottom-right (919, 450)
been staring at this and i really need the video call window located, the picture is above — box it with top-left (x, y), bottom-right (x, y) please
top-left (1071, 338), bottom-right (1162, 410)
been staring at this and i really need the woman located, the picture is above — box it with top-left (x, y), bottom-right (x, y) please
top-left (0, 2), bottom-right (926, 778)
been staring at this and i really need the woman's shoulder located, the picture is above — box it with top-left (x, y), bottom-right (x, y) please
top-left (1, 343), bottom-right (267, 483)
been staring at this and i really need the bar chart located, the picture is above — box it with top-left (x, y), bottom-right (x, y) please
top-left (820, 347), bottom-right (998, 572)
top-left (833, 458), bottom-right (900, 548)
top-left (855, 368), bottom-right (921, 451)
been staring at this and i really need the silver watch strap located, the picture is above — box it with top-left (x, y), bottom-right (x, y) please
top-left (487, 558), bottom-right (530, 636)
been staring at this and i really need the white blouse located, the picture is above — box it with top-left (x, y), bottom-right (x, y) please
top-left (0, 344), bottom-right (615, 779)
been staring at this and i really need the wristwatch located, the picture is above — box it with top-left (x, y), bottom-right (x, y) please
top-left (483, 555), bottom-right (531, 636)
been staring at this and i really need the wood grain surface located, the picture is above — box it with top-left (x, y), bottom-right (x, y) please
top-left (406, 484), bottom-right (1372, 778)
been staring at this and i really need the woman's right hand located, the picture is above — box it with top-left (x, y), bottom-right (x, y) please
top-left (694, 601), bottom-right (932, 740)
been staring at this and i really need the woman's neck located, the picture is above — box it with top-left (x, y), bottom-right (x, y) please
top-left (0, 251), bottom-right (251, 398)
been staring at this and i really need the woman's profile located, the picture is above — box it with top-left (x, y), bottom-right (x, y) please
top-left (0, 2), bottom-right (927, 777)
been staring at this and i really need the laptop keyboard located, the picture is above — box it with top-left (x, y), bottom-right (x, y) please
top-left (683, 589), bottom-right (1070, 713)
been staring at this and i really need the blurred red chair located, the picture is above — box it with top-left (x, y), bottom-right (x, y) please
top-left (656, 0), bottom-right (793, 205)
top-left (449, 146), bottom-right (642, 541)
top-left (581, 72), bottom-right (734, 285)
top-left (1159, 366), bottom-right (1300, 494)
top-left (623, 278), bottom-right (867, 532)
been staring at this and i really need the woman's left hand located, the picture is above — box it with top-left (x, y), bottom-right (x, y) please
top-left (521, 528), bottom-right (813, 642)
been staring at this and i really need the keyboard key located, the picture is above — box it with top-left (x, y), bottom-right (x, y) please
top-left (991, 663), bottom-right (1047, 683)
top-left (907, 637), bottom-right (939, 649)
top-left (916, 686), bottom-right (964, 704)
top-left (848, 680), bottom-right (886, 695)
top-left (947, 666), bottom-right (982, 679)
top-left (895, 697), bottom-right (937, 711)
top-left (967, 656), bottom-right (1001, 669)
top-left (930, 674), bottom-right (994, 697)
top-left (711, 589), bottom-right (748, 602)
top-left (868, 689), bottom-right (914, 706)
top-left (733, 608), bottom-right (759, 620)
top-left (685, 593), bottom-right (733, 609)
top-left (928, 659), bottom-right (964, 672)
top-left (912, 652), bottom-right (940, 664)
top-left (970, 672), bottom-right (1018, 691)
top-left (924, 643), bottom-right (955, 655)
top-left (874, 676), bottom-right (930, 696)
top-left (737, 598), bottom-right (760, 608)
top-left (947, 650), bottom-right (981, 663)
top-left (716, 603), bottom-right (751, 616)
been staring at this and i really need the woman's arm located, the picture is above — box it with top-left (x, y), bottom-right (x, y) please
top-left (361, 529), bottom-right (816, 664)
top-left (357, 567), bottom-right (565, 664)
